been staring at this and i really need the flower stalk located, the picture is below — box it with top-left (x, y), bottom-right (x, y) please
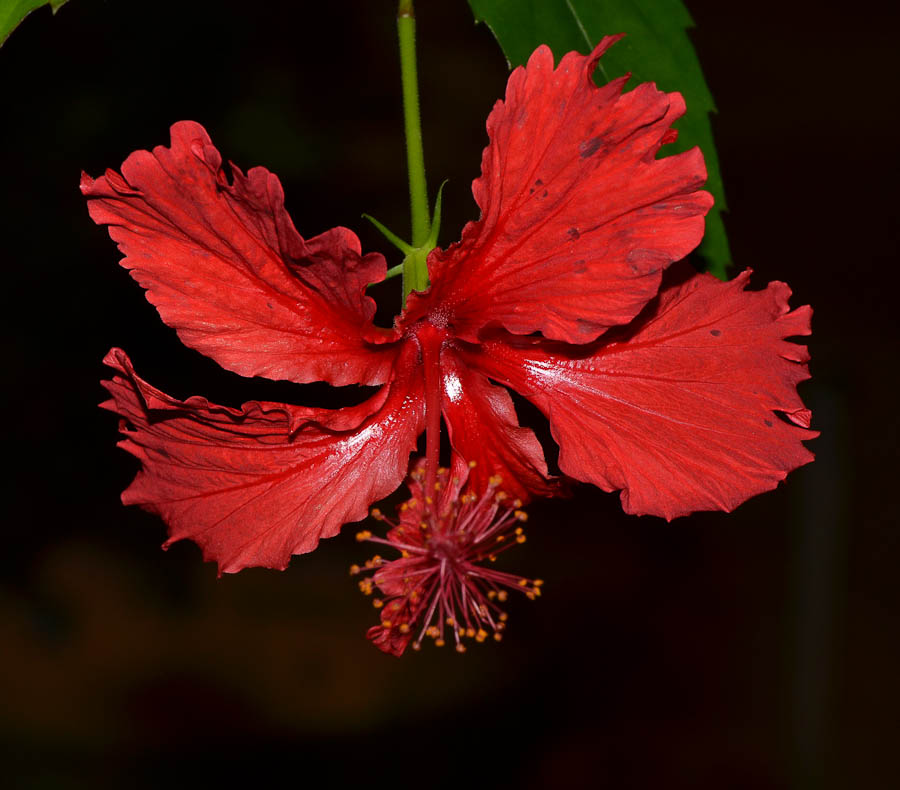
top-left (397, 0), bottom-right (430, 301)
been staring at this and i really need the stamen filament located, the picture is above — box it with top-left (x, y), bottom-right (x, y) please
top-left (354, 461), bottom-right (544, 656)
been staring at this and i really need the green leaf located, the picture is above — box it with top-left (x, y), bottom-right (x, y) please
top-left (0, 0), bottom-right (68, 48)
top-left (468, 0), bottom-right (730, 278)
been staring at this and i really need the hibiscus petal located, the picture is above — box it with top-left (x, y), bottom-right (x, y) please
top-left (83, 121), bottom-right (398, 387)
top-left (417, 37), bottom-right (712, 344)
top-left (100, 344), bottom-right (423, 574)
top-left (366, 623), bottom-right (413, 657)
top-left (440, 349), bottom-right (557, 502)
top-left (466, 270), bottom-right (816, 519)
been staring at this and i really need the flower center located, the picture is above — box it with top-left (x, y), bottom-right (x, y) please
top-left (351, 463), bottom-right (543, 655)
top-left (425, 532), bottom-right (461, 562)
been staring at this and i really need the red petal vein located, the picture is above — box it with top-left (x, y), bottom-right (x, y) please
top-left (467, 270), bottom-right (816, 519)
top-left (100, 344), bottom-right (423, 574)
top-left (417, 37), bottom-right (713, 344)
top-left (83, 121), bottom-right (398, 387)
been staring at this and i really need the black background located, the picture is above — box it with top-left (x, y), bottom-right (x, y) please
top-left (1, 1), bottom-right (897, 788)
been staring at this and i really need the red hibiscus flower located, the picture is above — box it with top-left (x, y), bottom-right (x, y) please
top-left (84, 37), bottom-right (815, 577)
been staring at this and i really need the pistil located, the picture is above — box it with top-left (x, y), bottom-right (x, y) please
top-left (352, 461), bottom-right (543, 656)
top-left (416, 324), bottom-right (445, 495)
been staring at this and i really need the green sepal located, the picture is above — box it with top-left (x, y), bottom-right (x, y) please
top-left (362, 214), bottom-right (414, 255)
top-left (366, 182), bottom-right (447, 299)
top-left (425, 180), bottom-right (447, 250)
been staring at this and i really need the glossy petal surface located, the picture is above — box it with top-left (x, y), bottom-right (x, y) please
top-left (101, 345), bottom-right (423, 574)
top-left (467, 270), bottom-right (815, 519)
top-left (440, 348), bottom-right (556, 502)
top-left (83, 122), bottom-right (397, 387)
top-left (416, 37), bottom-right (713, 343)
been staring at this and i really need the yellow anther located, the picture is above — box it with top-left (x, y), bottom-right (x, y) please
top-left (512, 498), bottom-right (523, 509)
top-left (401, 550), bottom-right (410, 558)
top-left (534, 579), bottom-right (544, 587)
top-left (372, 599), bottom-right (383, 608)
top-left (435, 638), bottom-right (445, 647)
top-left (465, 627), bottom-right (476, 638)
top-left (399, 623), bottom-right (411, 634)
top-left (355, 530), bottom-right (372, 541)
top-left (476, 629), bottom-right (488, 642)
top-left (526, 592), bottom-right (535, 600)
top-left (434, 482), bottom-right (443, 491)
top-left (468, 459), bottom-right (477, 469)
top-left (358, 579), bottom-right (373, 595)
top-left (489, 554), bottom-right (497, 562)
top-left (516, 534), bottom-right (527, 544)
top-left (514, 510), bottom-right (528, 522)
top-left (515, 527), bottom-right (523, 535)
top-left (495, 490), bottom-right (508, 502)
top-left (426, 626), bottom-right (440, 638)
top-left (455, 643), bottom-right (467, 653)
top-left (410, 591), bottom-right (420, 602)
top-left (499, 612), bottom-right (508, 622)
top-left (424, 495), bottom-right (433, 505)
top-left (487, 590), bottom-right (497, 600)
top-left (381, 620), bottom-right (392, 629)
top-left (419, 521), bottom-right (428, 530)
top-left (496, 622), bottom-right (506, 631)
top-left (399, 502), bottom-right (408, 512)
top-left (532, 587), bottom-right (542, 598)
top-left (495, 534), bottom-right (505, 543)
top-left (412, 642), bottom-right (421, 651)
top-left (446, 617), bottom-right (455, 626)
top-left (493, 632), bottom-right (503, 642)
top-left (488, 474), bottom-right (503, 487)
top-left (370, 508), bottom-right (383, 520)
top-left (349, 564), bottom-right (361, 576)
top-left (497, 591), bottom-right (508, 602)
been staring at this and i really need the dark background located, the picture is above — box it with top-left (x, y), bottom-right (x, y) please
top-left (1, 0), bottom-right (896, 787)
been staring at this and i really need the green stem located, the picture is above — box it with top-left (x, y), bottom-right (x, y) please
top-left (397, 0), bottom-right (430, 301)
